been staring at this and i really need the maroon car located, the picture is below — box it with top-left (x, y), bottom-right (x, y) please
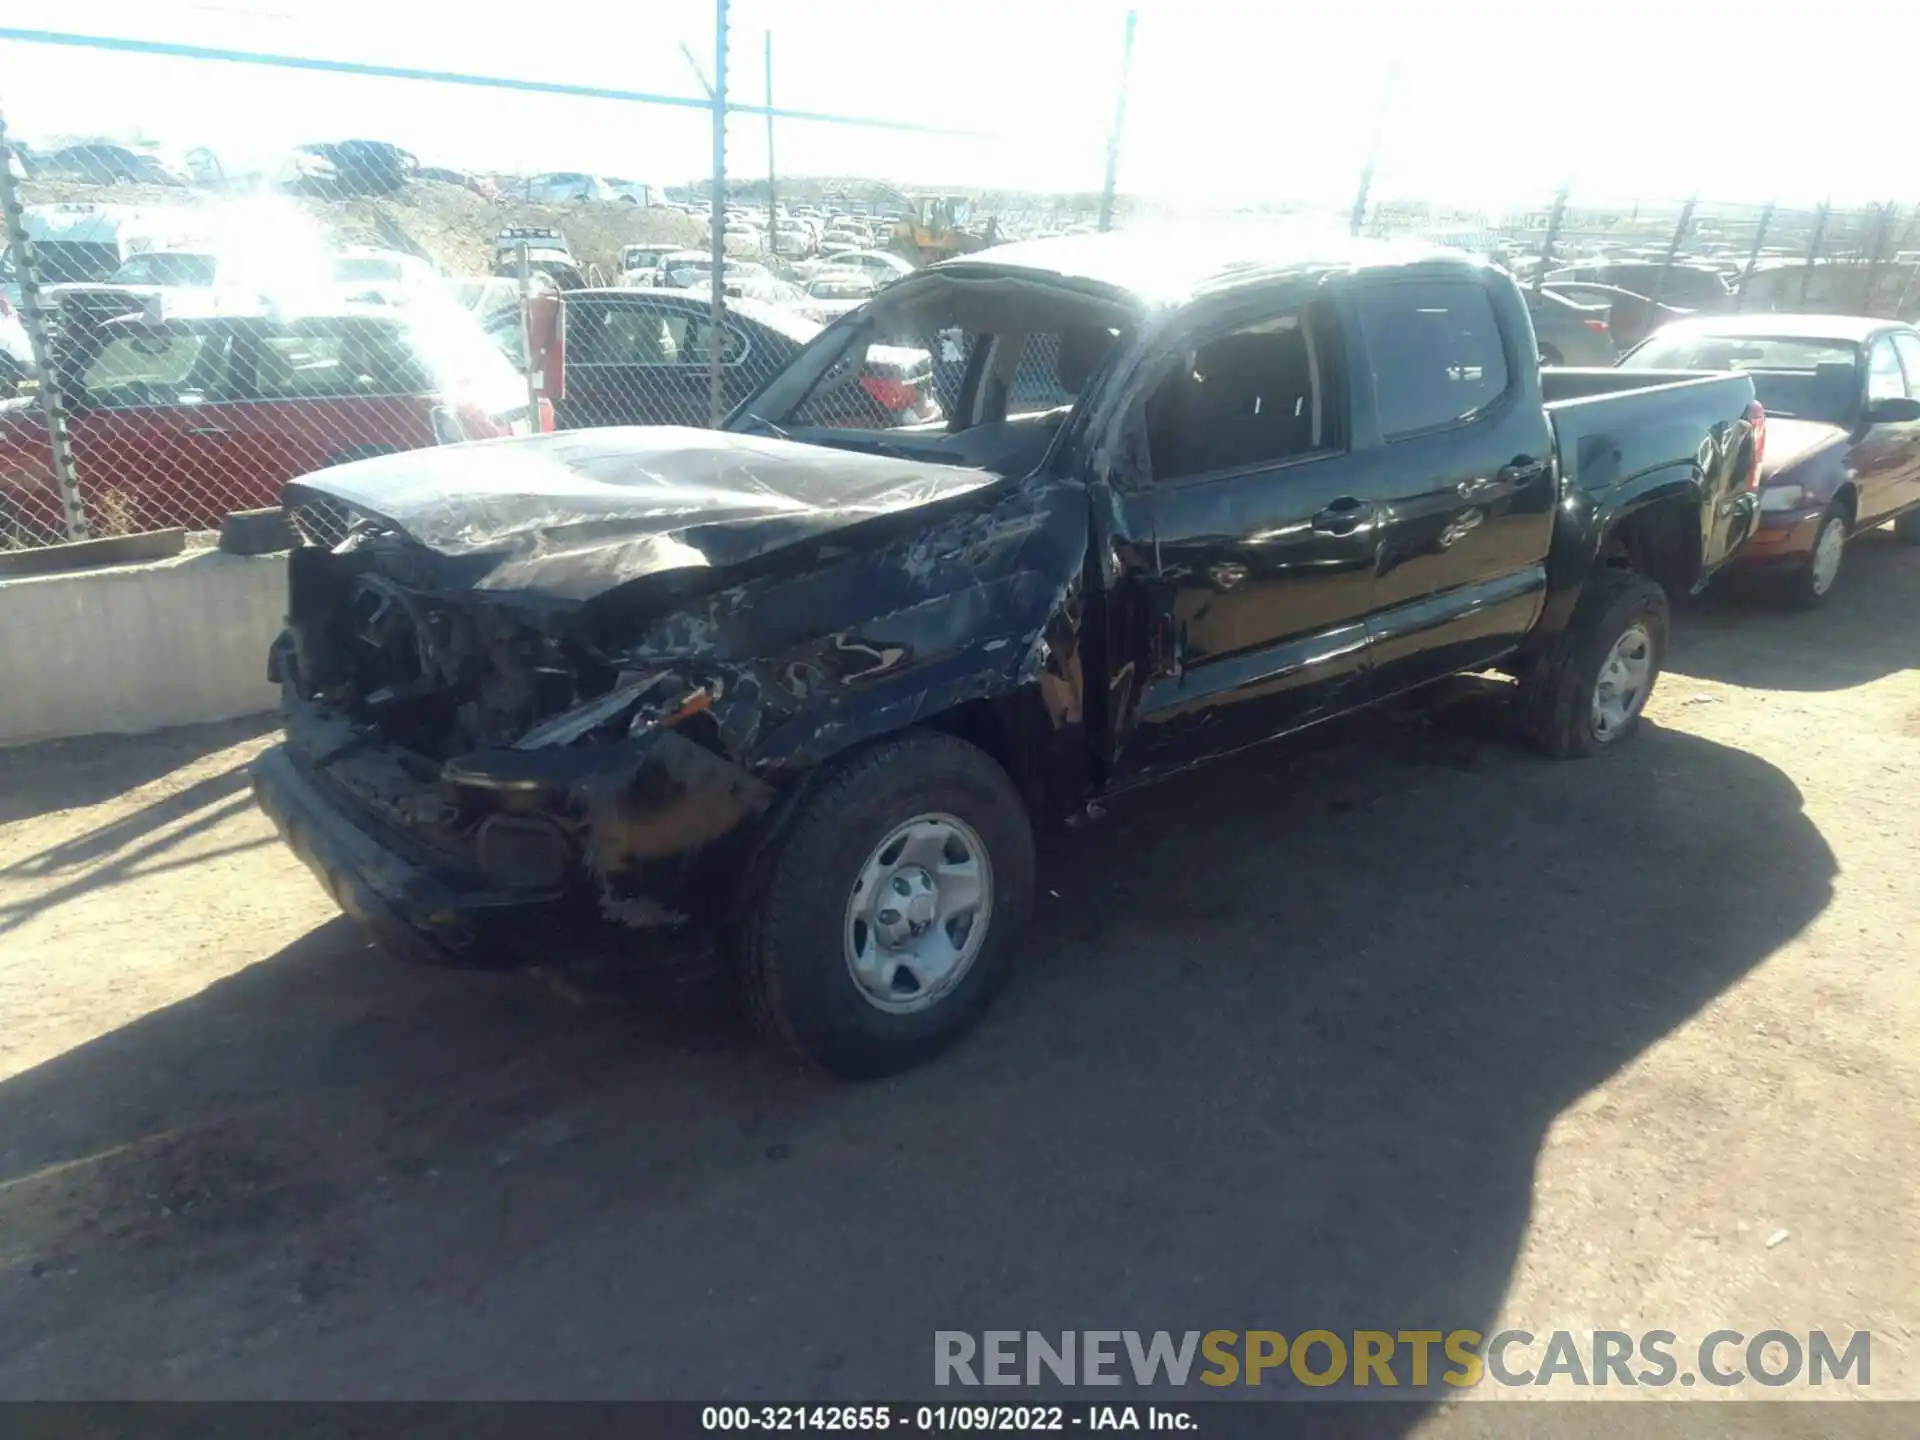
top-left (1619, 315), bottom-right (1920, 605)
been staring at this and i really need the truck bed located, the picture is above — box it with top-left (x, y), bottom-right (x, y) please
top-left (1542, 367), bottom-right (1757, 495)
top-left (1541, 366), bottom-right (1760, 580)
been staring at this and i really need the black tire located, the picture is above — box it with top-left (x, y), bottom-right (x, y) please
top-left (1515, 570), bottom-right (1669, 759)
top-left (1893, 508), bottom-right (1920, 546)
top-left (1538, 342), bottom-right (1564, 367)
top-left (734, 731), bottom-right (1035, 1078)
top-left (1784, 503), bottom-right (1849, 610)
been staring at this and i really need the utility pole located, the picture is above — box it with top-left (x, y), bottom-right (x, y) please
top-left (1097, 9), bottom-right (1136, 233)
top-left (1350, 62), bottom-right (1398, 237)
top-left (1735, 202), bottom-right (1773, 311)
top-left (1532, 183), bottom-right (1570, 295)
top-left (1651, 194), bottom-right (1696, 306)
top-left (1799, 202), bottom-right (1829, 310)
top-left (764, 31), bottom-right (776, 259)
top-left (709, 0), bottom-right (729, 426)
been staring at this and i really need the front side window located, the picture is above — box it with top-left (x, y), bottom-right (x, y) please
top-left (1867, 337), bottom-right (1906, 403)
top-left (569, 304), bottom-right (682, 366)
top-left (1145, 310), bottom-right (1333, 482)
top-left (1354, 281), bottom-right (1511, 439)
top-left (1892, 333), bottom-right (1920, 400)
top-left (80, 328), bottom-right (226, 407)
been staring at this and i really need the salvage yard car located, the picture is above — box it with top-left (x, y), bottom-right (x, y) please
top-left (253, 231), bottom-right (1763, 1077)
top-left (0, 293), bottom-right (544, 541)
top-left (550, 288), bottom-right (936, 430)
top-left (1619, 314), bottom-right (1920, 604)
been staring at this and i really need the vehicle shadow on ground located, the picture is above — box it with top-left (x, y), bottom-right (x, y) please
top-left (0, 761), bottom-right (268, 937)
top-left (0, 695), bottom-right (1835, 1414)
top-left (0, 714), bottom-right (278, 827)
top-left (1668, 528), bottom-right (1920, 691)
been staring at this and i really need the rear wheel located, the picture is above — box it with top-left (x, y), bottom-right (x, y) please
top-left (1515, 570), bottom-right (1669, 758)
top-left (1786, 504), bottom-right (1848, 609)
top-left (734, 731), bottom-right (1034, 1078)
top-left (1538, 342), bottom-right (1564, 367)
top-left (1893, 509), bottom-right (1920, 546)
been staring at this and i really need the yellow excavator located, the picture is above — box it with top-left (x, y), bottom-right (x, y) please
top-left (889, 194), bottom-right (997, 266)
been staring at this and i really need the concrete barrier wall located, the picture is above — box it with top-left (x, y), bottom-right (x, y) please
top-left (0, 547), bottom-right (286, 748)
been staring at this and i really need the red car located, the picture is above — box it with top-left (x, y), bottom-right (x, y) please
top-left (0, 295), bottom-right (550, 543)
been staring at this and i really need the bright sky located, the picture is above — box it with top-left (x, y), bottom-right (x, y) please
top-left (3, 0), bottom-right (1903, 210)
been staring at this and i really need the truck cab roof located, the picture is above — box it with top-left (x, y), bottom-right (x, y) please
top-left (932, 227), bottom-right (1491, 308)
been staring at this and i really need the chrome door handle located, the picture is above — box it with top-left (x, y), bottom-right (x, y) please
top-left (1311, 497), bottom-right (1374, 534)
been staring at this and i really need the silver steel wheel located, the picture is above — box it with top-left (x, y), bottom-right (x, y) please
top-left (1590, 621), bottom-right (1654, 742)
top-left (1809, 515), bottom-right (1846, 596)
top-left (843, 812), bottom-right (994, 1014)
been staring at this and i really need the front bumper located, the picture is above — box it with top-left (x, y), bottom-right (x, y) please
top-left (253, 743), bottom-right (551, 963)
top-left (253, 733), bottom-right (736, 988)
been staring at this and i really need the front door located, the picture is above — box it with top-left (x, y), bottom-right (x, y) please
top-left (64, 323), bottom-right (246, 532)
top-left (1853, 334), bottom-right (1920, 524)
top-left (1110, 295), bottom-right (1380, 783)
top-left (1884, 331), bottom-right (1920, 518)
top-left (1346, 277), bottom-right (1556, 693)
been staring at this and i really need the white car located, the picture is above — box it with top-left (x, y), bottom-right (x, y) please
top-left (798, 269), bottom-right (878, 323)
top-left (526, 172), bottom-right (612, 203)
top-left (824, 249), bottom-right (915, 288)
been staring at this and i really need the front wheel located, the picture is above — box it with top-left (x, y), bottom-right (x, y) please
top-left (1515, 570), bottom-right (1669, 758)
top-left (1786, 504), bottom-right (1848, 609)
top-left (734, 731), bottom-right (1035, 1077)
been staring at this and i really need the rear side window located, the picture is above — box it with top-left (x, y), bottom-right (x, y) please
top-left (252, 326), bottom-right (429, 399)
top-left (1146, 310), bottom-right (1333, 481)
top-left (1354, 281), bottom-right (1510, 439)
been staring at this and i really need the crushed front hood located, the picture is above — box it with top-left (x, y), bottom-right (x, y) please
top-left (285, 427), bottom-right (997, 602)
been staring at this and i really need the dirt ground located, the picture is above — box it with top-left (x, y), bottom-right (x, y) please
top-left (1, 536), bottom-right (1916, 1420)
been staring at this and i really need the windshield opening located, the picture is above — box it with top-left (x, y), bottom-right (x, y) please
top-left (728, 273), bottom-right (1137, 474)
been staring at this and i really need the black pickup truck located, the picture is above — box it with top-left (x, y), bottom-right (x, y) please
top-left (254, 232), bottom-right (1762, 1076)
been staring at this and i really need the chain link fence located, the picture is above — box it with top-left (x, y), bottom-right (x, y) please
top-left (3, 13), bottom-right (1919, 551)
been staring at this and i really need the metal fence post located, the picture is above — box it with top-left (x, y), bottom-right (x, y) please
top-left (708, 0), bottom-right (730, 427)
top-left (1735, 201), bottom-right (1773, 311)
top-left (1651, 194), bottom-right (1696, 306)
top-left (1098, 9), bottom-right (1137, 234)
top-left (516, 241), bottom-right (542, 425)
top-left (1798, 203), bottom-right (1829, 309)
top-left (1531, 184), bottom-right (1569, 295)
top-left (0, 110), bottom-right (87, 541)
top-left (764, 31), bottom-right (776, 257)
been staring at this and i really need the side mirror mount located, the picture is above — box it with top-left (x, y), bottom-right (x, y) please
top-left (1864, 395), bottom-right (1920, 426)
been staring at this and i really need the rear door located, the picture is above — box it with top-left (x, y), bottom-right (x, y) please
top-left (1112, 290), bottom-right (1380, 781)
top-left (1349, 277), bottom-right (1556, 695)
